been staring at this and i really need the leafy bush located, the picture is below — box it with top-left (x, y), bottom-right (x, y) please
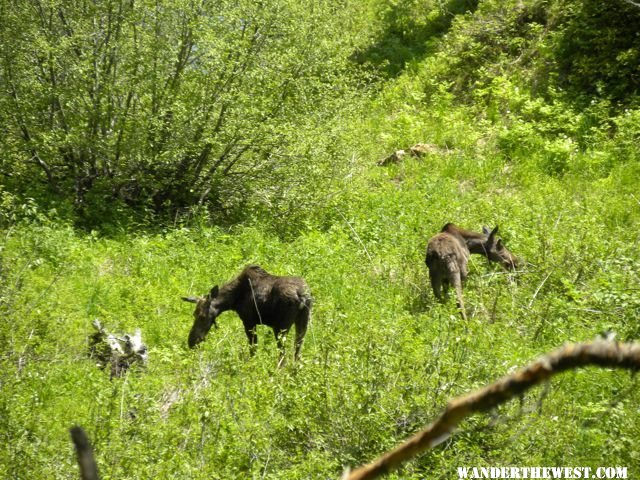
top-left (0, 0), bottom-right (371, 229)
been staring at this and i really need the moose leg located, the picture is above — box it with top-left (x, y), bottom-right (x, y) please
top-left (273, 328), bottom-right (288, 368)
top-left (450, 272), bottom-right (467, 321)
top-left (294, 311), bottom-right (309, 362)
top-left (244, 326), bottom-right (258, 356)
top-left (430, 274), bottom-right (443, 302)
top-left (441, 280), bottom-right (450, 301)
top-left (460, 258), bottom-right (469, 284)
top-left (457, 259), bottom-right (469, 320)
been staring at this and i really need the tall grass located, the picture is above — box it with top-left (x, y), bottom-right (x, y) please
top-left (1, 136), bottom-right (638, 477)
top-left (2, 1), bottom-right (640, 476)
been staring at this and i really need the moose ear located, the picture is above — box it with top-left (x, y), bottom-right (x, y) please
top-left (209, 285), bottom-right (219, 298)
top-left (482, 226), bottom-right (492, 235)
top-left (182, 296), bottom-right (199, 304)
top-left (496, 238), bottom-right (504, 250)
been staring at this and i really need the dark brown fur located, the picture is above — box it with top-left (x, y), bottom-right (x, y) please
top-left (426, 232), bottom-right (470, 319)
top-left (182, 265), bottom-right (312, 362)
top-left (440, 223), bottom-right (518, 270)
top-left (426, 224), bottom-right (518, 319)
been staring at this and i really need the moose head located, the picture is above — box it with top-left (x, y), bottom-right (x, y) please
top-left (182, 286), bottom-right (221, 348)
top-left (481, 226), bottom-right (518, 270)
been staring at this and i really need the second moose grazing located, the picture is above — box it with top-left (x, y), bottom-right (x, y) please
top-left (425, 224), bottom-right (518, 320)
top-left (182, 265), bottom-right (312, 363)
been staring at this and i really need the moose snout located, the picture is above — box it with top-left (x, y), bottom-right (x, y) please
top-left (188, 330), bottom-right (205, 349)
top-left (505, 257), bottom-right (519, 270)
top-left (187, 318), bottom-right (217, 348)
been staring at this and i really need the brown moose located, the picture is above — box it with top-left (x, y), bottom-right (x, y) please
top-left (425, 224), bottom-right (518, 320)
top-left (182, 265), bottom-right (312, 363)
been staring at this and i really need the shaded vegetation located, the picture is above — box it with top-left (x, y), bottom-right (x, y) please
top-left (0, 0), bottom-right (371, 229)
top-left (352, 0), bottom-right (479, 77)
top-left (552, 0), bottom-right (640, 102)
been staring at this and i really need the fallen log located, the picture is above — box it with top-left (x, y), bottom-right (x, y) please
top-left (88, 319), bottom-right (148, 378)
top-left (377, 143), bottom-right (448, 166)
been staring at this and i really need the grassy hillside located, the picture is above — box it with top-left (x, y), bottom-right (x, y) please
top-left (1, 0), bottom-right (640, 478)
top-left (2, 152), bottom-right (639, 478)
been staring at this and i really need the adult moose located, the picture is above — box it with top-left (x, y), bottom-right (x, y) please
top-left (425, 224), bottom-right (518, 320)
top-left (182, 265), bottom-right (312, 363)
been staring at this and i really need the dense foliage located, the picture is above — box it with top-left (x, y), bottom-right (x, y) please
top-left (0, 0), bottom-right (370, 228)
top-left (1, 0), bottom-right (640, 478)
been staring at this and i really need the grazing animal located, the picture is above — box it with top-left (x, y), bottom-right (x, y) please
top-left (425, 231), bottom-right (471, 319)
top-left (182, 265), bottom-right (312, 363)
top-left (425, 224), bottom-right (518, 319)
top-left (440, 223), bottom-right (518, 270)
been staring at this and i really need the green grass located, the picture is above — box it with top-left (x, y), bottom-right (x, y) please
top-left (1, 144), bottom-right (639, 478)
top-left (2, 1), bottom-right (640, 477)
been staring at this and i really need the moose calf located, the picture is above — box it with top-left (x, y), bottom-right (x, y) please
top-left (182, 265), bottom-right (312, 363)
top-left (425, 224), bottom-right (518, 320)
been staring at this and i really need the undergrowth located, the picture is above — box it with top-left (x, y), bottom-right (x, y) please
top-left (1, 142), bottom-right (638, 478)
top-left (1, 0), bottom-right (640, 478)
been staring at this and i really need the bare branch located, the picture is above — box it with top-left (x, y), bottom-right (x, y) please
top-left (344, 341), bottom-right (640, 480)
top-left (70, 426), bottom-right (100, 480)
top-left (621, 0), bottom-right (640, 8)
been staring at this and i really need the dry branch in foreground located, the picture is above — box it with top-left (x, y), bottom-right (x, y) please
top-left (70, 426), bottom-right (99, 480)
top-left (344, 341), bottom-right (640, 480)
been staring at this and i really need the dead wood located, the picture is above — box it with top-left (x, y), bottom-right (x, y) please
top-left (70, 426), bottom-right (99, 480)
top-left (377, 149), bottom-right (407, 166)
top-left (88, 319), bottom-right (148, 378)
top-left (343, 340), bottom-right (640, 480)
top-left (377, 143), bottom-right (448, 166)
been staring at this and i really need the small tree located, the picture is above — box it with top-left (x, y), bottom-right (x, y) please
top-left (0, 0), bottom-right (367, 226)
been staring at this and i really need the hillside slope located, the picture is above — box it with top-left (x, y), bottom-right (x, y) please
top-left (1, 0), bottom-right (640, 478)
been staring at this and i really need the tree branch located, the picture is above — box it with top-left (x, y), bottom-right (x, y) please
top-left (343, 341), bottom-right (640, 480)
top-left (5, 72), bottom-right (58, 190)
top-left (70, 426), bottom-right (99, 480)
top-left (621, 0), bottom-right (640, 8)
